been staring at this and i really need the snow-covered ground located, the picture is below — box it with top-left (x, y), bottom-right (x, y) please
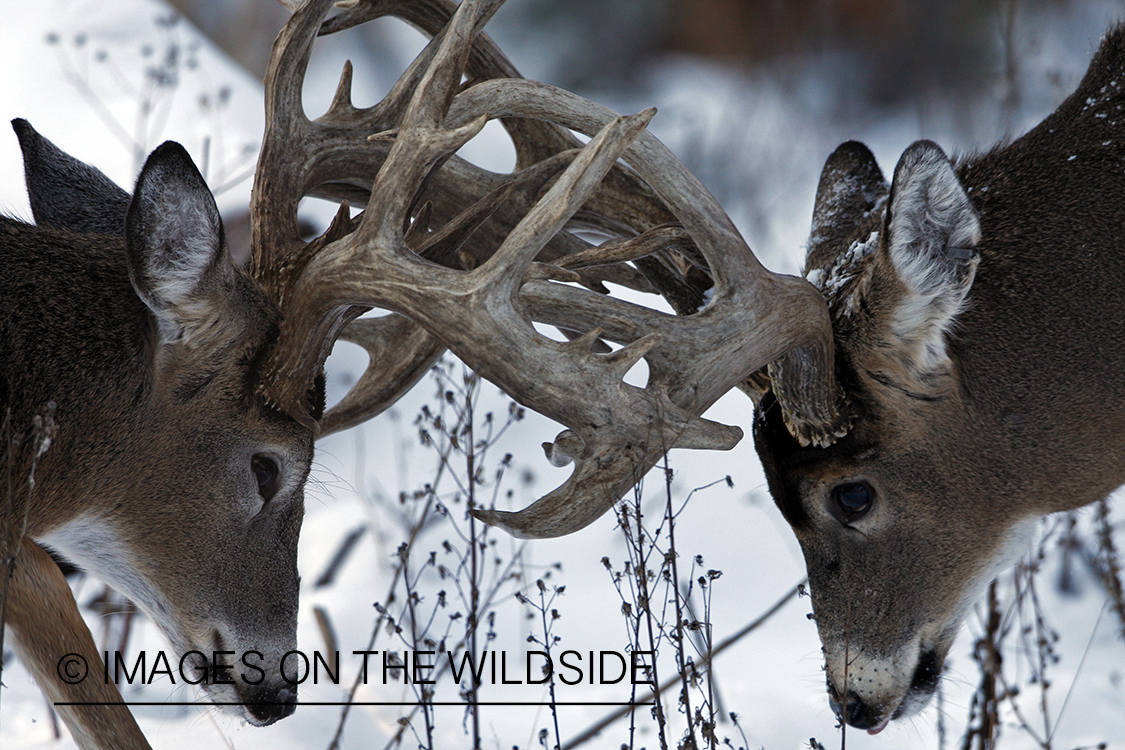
top-left (1, 2), bottom-right (1122, 749)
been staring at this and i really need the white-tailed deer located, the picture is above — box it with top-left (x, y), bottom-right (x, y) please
top-left (8, 0), bottom-right (1121, 744)
top-left (2, 122), bottom-right (316, 748)
top-left (748, 27), bottom-right (1125, 732)
top-left (327, 8), bottom-right (1123, 735)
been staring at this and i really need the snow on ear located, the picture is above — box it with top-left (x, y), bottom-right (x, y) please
top-left (125, 141), bottom-right (227, 343)
top-left (882, 139), bottom-right (980, 373)
top-left (806, 140), bottom-right (888, 274)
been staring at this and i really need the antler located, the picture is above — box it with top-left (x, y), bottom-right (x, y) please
top-left (252, 0), bottom-right (848, 538)
top-left (251, 0), bottom-right (655, 434)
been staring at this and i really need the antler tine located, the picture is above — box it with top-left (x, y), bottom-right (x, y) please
top-left (262, 0), bottom-right (747, 533)
top-left (322, 0), bottom-right (582, 169)
top-left (256, 0), bottom-right (846, 536)
top-left (440, 80), bottom-right (845, 535)
top-left (315, 316), bottom-right (445, 436)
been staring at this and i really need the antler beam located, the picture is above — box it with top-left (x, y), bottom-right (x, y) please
top-left (253, 0), bottom-right (846, 538)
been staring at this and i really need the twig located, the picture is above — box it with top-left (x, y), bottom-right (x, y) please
top-left (1092, 499), bottom-right (1124, 638)
top-left (314, 525), bottom-right (367, 588)
top-left (563, 580), bottom-right (806, 749)
top-left (1046, 598), bottom-right (1111, 746)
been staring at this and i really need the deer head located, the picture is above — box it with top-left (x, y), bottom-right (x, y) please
top-left (3, 121), bottom-right (315, 747)
top-left (754, 26), bottom-right (1125, 731)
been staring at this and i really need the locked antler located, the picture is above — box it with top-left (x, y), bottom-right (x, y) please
top-left (252, 0), bottom-right (847, 538)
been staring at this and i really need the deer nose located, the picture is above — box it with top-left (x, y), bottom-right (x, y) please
top-left (829, 689), bottom-right (887, 733)
top-left (244, 685), bottom-right (297, 725)
top-left (844, 695), bottom-right (877, 731)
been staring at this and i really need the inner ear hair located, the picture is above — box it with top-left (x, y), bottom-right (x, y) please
top-left (879, 140), bottom-right (981, 377)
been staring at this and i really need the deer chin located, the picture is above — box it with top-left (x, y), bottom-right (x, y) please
top-left (198, 674), bottom-right (297, 727)
top-left (157, 623), bottom-right (298, 726)
top-left (173, 631), bottom-right (298, 726)
top-left (887, 645), bottom-right (944, 722)
top-left (213, 634), bottom-right (300, 727)
top-left (41, 515), bottom-right (297, 726)
top-left (240, 686), bottom-right (298, 726)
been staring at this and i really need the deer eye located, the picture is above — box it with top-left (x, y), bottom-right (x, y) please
top-left (251, 455), bottom-right (281, 501)
top-left (830, 482), bottom-right (874, 524)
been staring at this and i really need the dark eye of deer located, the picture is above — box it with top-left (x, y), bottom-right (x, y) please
top-left (830, 482), bottom-right (874, 524)
top-left (252, 456), bottom-right (281, 502)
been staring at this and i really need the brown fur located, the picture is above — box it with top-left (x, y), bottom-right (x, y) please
top-left (755, 23), bottom-right (1125, 732)
top-left (1, 129), bottom-right (316, 749)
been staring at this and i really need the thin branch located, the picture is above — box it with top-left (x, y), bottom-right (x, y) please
top-left (563, 580), bottom-right (806, 749)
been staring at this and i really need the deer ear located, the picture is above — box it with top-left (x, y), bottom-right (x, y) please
top-left (13, 118), bottom-right (132, 235)
top-left (880, 140), bottom-right (980, 373)
top-left (806, 141), bottom-right (888, 273)
top-left (125, 142), bottom-right (228, 343)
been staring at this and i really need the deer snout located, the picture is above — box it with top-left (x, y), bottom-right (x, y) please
top-left (828, 688), bottom-right (888, 734)
top-left (242, 683), bottom-right (297, 726)
top-left (201, 647), bottom-right (298, 726)
top-left (825, 645), bottom-right (942, 733)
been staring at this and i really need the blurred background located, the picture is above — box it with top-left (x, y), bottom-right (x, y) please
top-left (6, 0), bottom-right (1124, 267)
top-left (103, 0), bottom-right (1125, 268)
top-left (166, 0), bottom-right (1073, 102)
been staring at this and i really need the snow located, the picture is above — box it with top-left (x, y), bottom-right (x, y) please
top-left (0, 0), bottom-right (264, 220)
top-left (810, 229), bottom-right (880, 316)
top-left (2, 2), bottom-right (1122, 750)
